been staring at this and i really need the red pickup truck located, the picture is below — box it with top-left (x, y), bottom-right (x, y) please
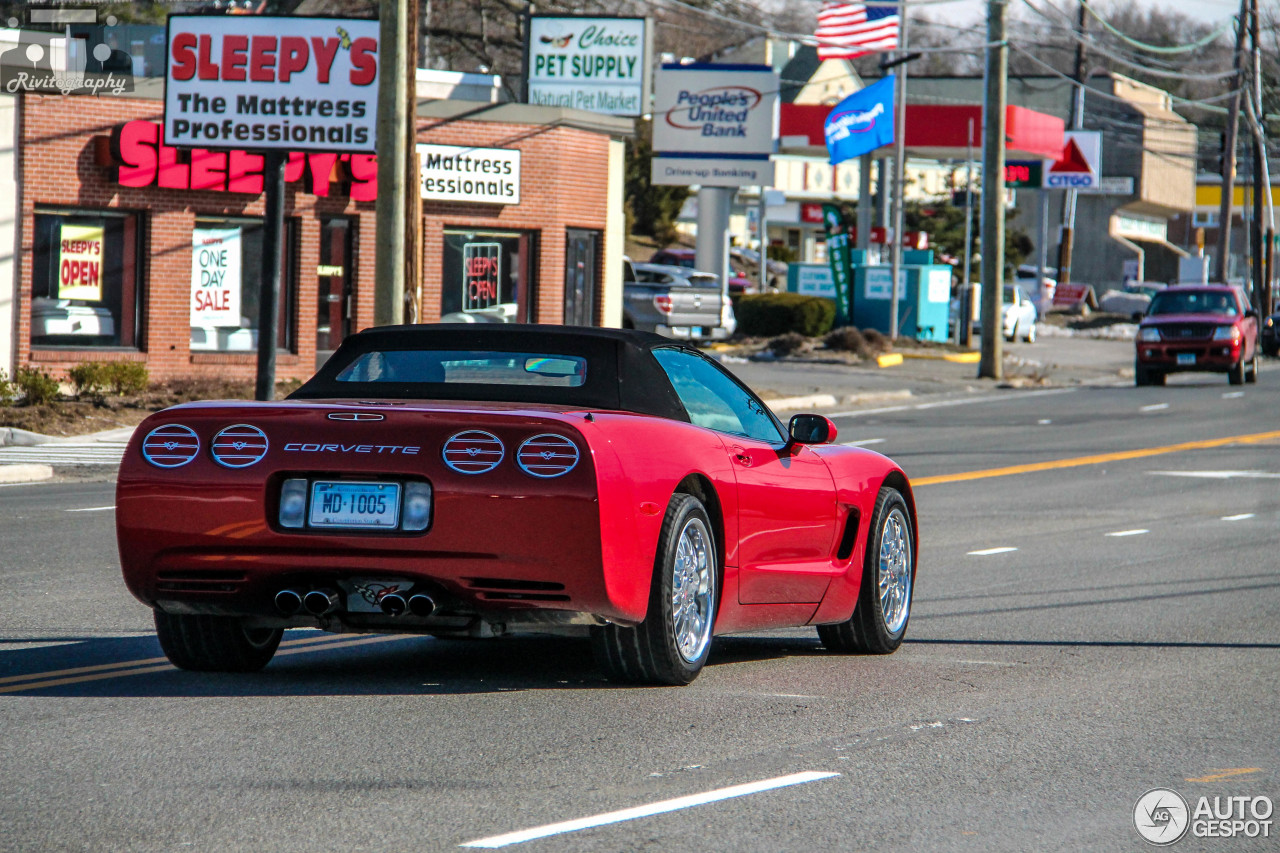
top-left (1135, 284), bottom-right (1260, 386)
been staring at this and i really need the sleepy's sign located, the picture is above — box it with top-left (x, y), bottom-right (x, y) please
top-left (164, 15), bottom-right (379, 152)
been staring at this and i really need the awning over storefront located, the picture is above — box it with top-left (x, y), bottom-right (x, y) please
top-left (779, 103), bottom-right (1065, 161)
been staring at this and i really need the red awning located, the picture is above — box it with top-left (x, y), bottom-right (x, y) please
top-left (780, 103), bottom-right (1065, 161)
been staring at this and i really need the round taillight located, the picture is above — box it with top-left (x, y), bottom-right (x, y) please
top-left (142, 424), bottom-right (200, 468)
top-left (211, 424), bottom-right (269, 468)
top-left (442, 430), bottom-right (504, 474)
top-left (517, 434), bottom-right (580, 478)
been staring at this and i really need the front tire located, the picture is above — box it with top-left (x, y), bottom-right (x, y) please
top-left (154, 612), bottom-right (282, 672)
top-left (1229, 357), bottom-right (1246, 385)
top-left (591, 493), bottom-right (718, 685)
top-left (818, 486), bottom-right (914, 654)
top-left (1024, 322), bottom-right (1037, 343)
top-left (1246, 351), bottom-right (1259, 383)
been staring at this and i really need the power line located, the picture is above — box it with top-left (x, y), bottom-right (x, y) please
top-left (1079, 0), bottom-right (1237, 55)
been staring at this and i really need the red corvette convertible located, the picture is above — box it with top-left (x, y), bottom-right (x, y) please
top-left (117, 325), bottom-right (917, 685)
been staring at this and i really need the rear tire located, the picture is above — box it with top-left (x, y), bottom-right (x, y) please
top-left (1006, 323), bottom-right (1017, 343)
top-left (817, 487), bottom-right (914, 654)
top-left (154, 612), bottom-right (282, 672)
top-left (591, 493), bottom-right (718, 685)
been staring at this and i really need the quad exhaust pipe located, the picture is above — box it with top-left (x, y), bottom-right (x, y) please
top-left (274, 588), bottom-right (304, 616)
top-left (303, 588), bottom-right (340, 616)
top-left (276, 588), bottom-right (436, 619)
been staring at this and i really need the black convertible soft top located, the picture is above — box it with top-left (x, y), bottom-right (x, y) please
top-left (290, 324), bottom-right (692, 420)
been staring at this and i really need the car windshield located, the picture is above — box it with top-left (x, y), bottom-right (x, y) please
top-left (335, 350), bottom-right (588, 386)
top-left (1148, 290), bottom-right (1238, 316)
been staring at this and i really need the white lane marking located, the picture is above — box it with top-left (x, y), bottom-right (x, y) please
top-left (967, 547), bottom-right (1017, 556)
top-left (1222, 513), bottom-right (1255, 521)
top-left (840, 438), bottom-right (885, 447)
top-left (65, 505), bottom-right (115, 513)
top-left (1106, 529), bottom-right (1149, 537)
top-left (1037, 419), bottom-right (1052, 425)
top-left (829, 387), bottom-right (1074, 418)
top-left (460, 771), bottom-right (841, 848)
top-left (1149, 470), bottom-right (1280, 479)
top-left (1140, 403), bottom-right (1169, 412)
top-left (1223, 391), bottom-right (1245, 399)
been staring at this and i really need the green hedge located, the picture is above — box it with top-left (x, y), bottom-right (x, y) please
top-left (735, 293), bottom-right (836, 338)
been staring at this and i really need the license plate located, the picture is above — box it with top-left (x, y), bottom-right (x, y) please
top-left (1177, 353), bottom-right (1196, 365)
top-left (309, 481), bottom-right (400, 529)
top-left (690, 326), bottom-right (703, 337)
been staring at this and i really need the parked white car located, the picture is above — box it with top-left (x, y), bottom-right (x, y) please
top-left (949, 283), bottom-right (1038, 343)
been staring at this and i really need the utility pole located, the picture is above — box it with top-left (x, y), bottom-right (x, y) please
top-left (1215, 0), bottom-right (1249, 284)
top-left (1056, 0), bottom-right (1086, 288)
top-left (375, 0), bottom-right (409, 327)
top-left (978, 0), bottom-right (1007, 380)
top-left (888, 13), bottom-right (911, 340)
top-left (404, 0), bottom-right (421, 324)
top-left (254, 151), bottom-right (285, 401)
top-left (1247, 0), bottom-right (1269, 313)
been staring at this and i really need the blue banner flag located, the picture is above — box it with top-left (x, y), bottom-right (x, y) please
top-left (824, 75), bottom-right (896, 165)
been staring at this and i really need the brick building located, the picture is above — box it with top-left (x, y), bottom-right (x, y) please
top-left (2, 85), bottom-right (629, 382)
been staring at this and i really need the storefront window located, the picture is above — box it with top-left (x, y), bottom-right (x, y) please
top-left (31, 211), bottom-right (140, 348)
top-left (190, 217), bottom-right (295, 352)
top-left (441, 229), bottom-right (536, 323)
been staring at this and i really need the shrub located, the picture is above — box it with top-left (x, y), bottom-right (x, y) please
top-left (823, 326), bottom-right (866, 353)
top-left (101, 361), bottom-right (149, 395)
top-left (68, 362), bottom-right (108, 398)
top-left (768, 332), bottom-right (811, 357)
top-left (0, 369), bottom-right (15, 406)
top-left (861, 328), bottom-right (889, 353)
top-left (735, 292), bottom-right (836, 338)
top-left (13, 367), bottom-right (60, 405)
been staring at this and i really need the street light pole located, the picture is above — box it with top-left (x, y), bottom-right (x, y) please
top-left (888, 12), bottom-right (910, 340)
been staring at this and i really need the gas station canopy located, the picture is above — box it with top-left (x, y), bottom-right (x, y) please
top-left (779, 103), bottom-right (1066, 161)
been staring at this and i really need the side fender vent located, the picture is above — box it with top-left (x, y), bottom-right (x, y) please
top-left (835, 508), bottom-right (861, 562)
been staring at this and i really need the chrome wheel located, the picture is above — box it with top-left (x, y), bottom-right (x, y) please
top-left (878, 506), bottom-right (912, 635)
top-left (671, 516), bottom-right (714, 663)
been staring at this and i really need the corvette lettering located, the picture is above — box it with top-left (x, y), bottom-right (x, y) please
top-left (283, 443), bottom-right (420, 454)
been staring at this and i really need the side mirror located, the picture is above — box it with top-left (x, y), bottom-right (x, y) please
top-left (1245, 309), bottom-right (1259, 319)
top-left (788, 414), bottom-right (838, 446)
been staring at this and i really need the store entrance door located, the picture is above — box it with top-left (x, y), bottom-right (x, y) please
top-left (316, 218), bottom-right (353, 368)
top-left (564, 229), bottom-right (599, 327)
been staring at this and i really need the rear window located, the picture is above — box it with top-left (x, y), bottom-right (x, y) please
top-left (334, 350), bottom-right (587, 387)
top-left (1148, 290), bottom-right (1238, 316)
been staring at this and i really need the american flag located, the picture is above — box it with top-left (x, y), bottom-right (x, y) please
top-left (815, 2), bottom-right (901, 60)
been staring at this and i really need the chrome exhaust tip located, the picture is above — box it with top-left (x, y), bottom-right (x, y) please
top-left (379, 592), bottom-right (408, 616)
top-left (407, 593), bottom-right (436, 618)
top-left (303, 588), bottom-right (340, 616)
top-left (274, 589), bottom-right (304, 616)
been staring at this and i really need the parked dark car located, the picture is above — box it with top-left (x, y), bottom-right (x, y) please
top-left (1135, 285), bottom-right (1260, 386)
top-left (1262, 309), bottom-right (1280, 357)
top-left (649, 247), bottom-right (756, 295)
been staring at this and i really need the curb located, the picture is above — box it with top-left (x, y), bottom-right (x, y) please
top-left (876, 353), bottom-right (904, 368)
top-left (0, 425), bottom-right (137, 447)
top-left (0, 463), bottom-right (55, 484)
top-left (900, 351), bottom-right (982, 364)
top-left (765, 393), bottom-right (840, 413)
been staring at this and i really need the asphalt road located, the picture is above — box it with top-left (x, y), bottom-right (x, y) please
top-left (2, 367), bottom-right (1278, 852)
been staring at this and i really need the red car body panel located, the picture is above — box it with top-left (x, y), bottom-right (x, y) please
top-left (117, 399), bottom-right (911, 636)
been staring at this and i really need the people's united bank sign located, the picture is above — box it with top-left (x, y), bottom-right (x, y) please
top-left (650, 64), bottom-right (777, 188)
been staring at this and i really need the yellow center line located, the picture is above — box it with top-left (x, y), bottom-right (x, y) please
top-left (1186, 768), bottom-right (1263, 783)
top-left (913, 429), bottom-right (1280, 487)
top-left (0, 633), bottom-right (409, 693)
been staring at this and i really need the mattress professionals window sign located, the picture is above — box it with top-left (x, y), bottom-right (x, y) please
top-left (525, 16), bottom-right (651, 117)
top-left (650, 64), bottom-right (778, 187)
top-left (163, 15), bottom-right (379, 152)
top-left (417, 144), bottom-right (521, 205)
